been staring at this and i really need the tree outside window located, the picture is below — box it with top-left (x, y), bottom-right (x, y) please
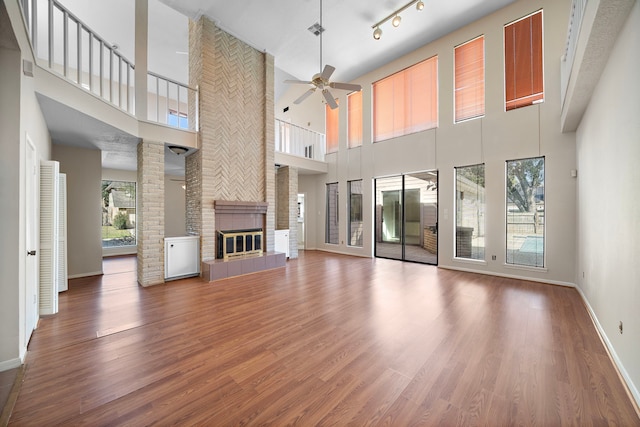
top-left (102, 180), bottom-right (137, 247)
top-left (506, 157), bottom-right (544, 267)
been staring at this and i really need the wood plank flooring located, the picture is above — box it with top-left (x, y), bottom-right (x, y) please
top-left (8, 251), bottom-right (640, 426)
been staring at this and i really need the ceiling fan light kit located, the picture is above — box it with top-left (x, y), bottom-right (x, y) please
top-left (372, 0), bottom-right (425, 40)
top-left (284, 0), bottom-right (362, 109)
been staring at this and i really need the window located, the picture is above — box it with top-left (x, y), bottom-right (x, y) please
top-left (373, 56), bottom-right (438, 142)
top-left (101, 180), bottom-right (136, 247)
top-left (348, 180), bottom-right (363, 247)
top-left (348, 91), bottom-right (363, 148)
top-left (504, 10), bottom-right (544, 111)
top-left (506, 157), bottom-right (544, 267)
top-left (455, 164), bottom-right (485, 260)
top-left (326, 182), bottom-right (339, 244)
top-left (325, 100), bottom-right (339, 153)
top-left (455, 36), bottom-right (485, 122)
top-left (168, 110), bottom-right (189, 129)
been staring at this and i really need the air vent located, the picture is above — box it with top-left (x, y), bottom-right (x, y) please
top-left (307, 22), bottom-right (325, 36)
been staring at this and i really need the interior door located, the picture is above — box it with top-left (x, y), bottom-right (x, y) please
top-left (25, 137), bottom-right (39, 342)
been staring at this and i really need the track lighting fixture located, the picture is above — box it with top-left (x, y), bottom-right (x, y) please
top-left (372, 0), bottom-right (425, 40)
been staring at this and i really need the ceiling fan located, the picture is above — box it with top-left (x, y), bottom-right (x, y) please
top-left (284, 0), bottom-right (362, 109)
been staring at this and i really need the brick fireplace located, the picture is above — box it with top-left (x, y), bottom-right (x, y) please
top-left (201, 200), bottom-right (285, 281)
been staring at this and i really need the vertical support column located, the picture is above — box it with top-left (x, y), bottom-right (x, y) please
top-left (264, 53), bottom-right (276, 252)
top-left (137, 140), bottom-right (164, 287)
top-left (134, 0), bottom-right (148, 121)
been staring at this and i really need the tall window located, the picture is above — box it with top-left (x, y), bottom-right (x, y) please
top-left (348, 91), bottom-right (363, 148)
top-left (506, 157), bottom-right (544, 267)
top-left (455, 36), bottom-right (485, 122)
top-left (504, 10), bottom-right (544, 111)
top-left (326, 182), bottom-right (339, 244)
top-left (455, 164), bottom-right (485, 260)
top-left (326, 100), bottom-right (339, 153)
top-left (101, 180), bottom-right (136, 247)
top-left (348, 180), bottom-right (363, 247)
top-left (373, 56), bottom-right (438, 142)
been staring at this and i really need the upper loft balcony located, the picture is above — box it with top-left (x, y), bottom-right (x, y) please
top-left (275, 118), bottom-right (328, 175)
top-left (560, 0), bottom-right (636, 132)
top-left (14, 0), bottom-right (197, 172)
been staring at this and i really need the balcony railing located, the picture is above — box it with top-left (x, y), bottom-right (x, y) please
top-left (275, 119), bottom-right (326, 162)
top-left (560, 0), bottom-right (588, 103)
top-left (18, 0), bottom-right (197, 130)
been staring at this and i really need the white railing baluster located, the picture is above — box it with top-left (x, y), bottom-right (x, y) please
top-left (274, 119), bottom-right (327, 162)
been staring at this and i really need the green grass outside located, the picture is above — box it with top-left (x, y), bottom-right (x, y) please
top-left (102, 225), bottom-right (132, 240)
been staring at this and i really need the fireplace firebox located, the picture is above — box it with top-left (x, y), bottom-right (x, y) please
top-left (217, 229), bottom-right (263, 261)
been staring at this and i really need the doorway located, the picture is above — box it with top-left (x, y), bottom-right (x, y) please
top-left (375, 171), bottom-right (438, 264)
top-left (25, 136), bottom-right (39, 343)
top-left (297, 193), bottom-right (305, 250)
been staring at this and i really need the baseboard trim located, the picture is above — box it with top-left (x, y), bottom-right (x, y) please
top-left (68, 271), bottom-right (103, 279)
top-left (0, 358), bottom-right (21, 373)
top-left (316, 248), bottom-right (372, 258)
top-left (438, 264), bottom-right (576, 288)
top-left (0, 363), bottom-right (25, 426)
top-left (574, 286), bottom-right (640, 416)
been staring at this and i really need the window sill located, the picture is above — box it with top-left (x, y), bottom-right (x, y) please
top-left (453, 257), bottom-right (487, 266)
top-left (504, 263), bottom-right (547, 273)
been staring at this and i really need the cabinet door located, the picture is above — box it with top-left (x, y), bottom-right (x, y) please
top-left (166, 239), bottom-right (199, 278)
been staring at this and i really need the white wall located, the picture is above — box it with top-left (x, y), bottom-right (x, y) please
top-left (0, 0), bottom-right (52, 370)
top-left (576, 1), bottom-right (639, 405)
top-left (53, 145), bottom-right (103, 278)
top-left (282, 0), bottom-right (578, 285)
top-left (164, 174), bottom-right (186, 237)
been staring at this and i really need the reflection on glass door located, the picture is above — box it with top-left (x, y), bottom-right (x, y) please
top-left (375, 171), bottom-right (438, 265)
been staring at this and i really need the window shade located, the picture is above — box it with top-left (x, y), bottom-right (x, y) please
top-left (325, 100), bottom-right (339, 153)
top-left (348, 91), bottom-right (363, 148)
top-left (504, 10), bottom-right (543, 111)
top-left (373, 56), bottom-right (438, 142)
top-left (455, 36), bottom-right (485, 122)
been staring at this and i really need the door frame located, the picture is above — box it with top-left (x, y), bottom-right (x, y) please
top-left (25, 135), bottom-right (39, 345)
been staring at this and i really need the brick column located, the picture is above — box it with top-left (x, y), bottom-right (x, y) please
top-left (276, 166), bottom-right (299, 259)
top-left (188, 17), bottom-right (274, 261)
top-left (137, 140), bottom-right (165, 286)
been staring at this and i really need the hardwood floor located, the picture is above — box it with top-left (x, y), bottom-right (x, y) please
top-left (8, 251), bottom-right (639, 426)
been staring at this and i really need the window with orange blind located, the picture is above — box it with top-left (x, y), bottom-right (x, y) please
top-left (455, 36), bottom-right (485, 122)
top-left (504, 10), bottom-right (544, 111)
top-left (348, 91), bottom-right (363, 148)
top-left (373, 56), bottom-right (438, 142)
top-left (325, 100), bottom-right (339, 153)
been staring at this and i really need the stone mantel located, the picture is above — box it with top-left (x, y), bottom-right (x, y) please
top-left (213, 200), bottom-right (268, 215)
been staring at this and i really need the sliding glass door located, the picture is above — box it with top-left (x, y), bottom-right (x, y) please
top-left (374, 171), bottom-right (438, 265)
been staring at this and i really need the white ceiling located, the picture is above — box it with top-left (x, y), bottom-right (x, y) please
top-left (44, 0), bottom-right (519, 173)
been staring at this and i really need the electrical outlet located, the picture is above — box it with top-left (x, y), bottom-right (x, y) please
top-left (619, 321), bottom-right (623, 334)
top-left (492, 255), bottom-right (496, 261)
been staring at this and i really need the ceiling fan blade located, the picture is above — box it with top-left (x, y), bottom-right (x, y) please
top-left (294, 88), bottom-right (316, 104)
top-left (329, 82), bottom-right (362, 91)
top-left (320, 64), bottom-right (335, 81)
top-left (322, 89), bottom-right (338, 109)
top-left (284, 79), bottom-right (313, 85)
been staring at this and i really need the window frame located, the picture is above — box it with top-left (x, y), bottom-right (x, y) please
top-left (325, 182), bottom-right (339, 245)
top-left (347, 180), bottom-right (363, 247)
top-left (505, 156), bottom-right (545, 268)
top-left (454, 35), bottom-right (485, 123)
top-left (454, 164), bottom-right (486, 261)
top-left (503, 10), bottom-right (544, 111)
top-left (372, 55), bottom-right (438, 142)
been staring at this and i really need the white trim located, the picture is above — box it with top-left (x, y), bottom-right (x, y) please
top-left (68, 271), bottom-right (102, 279)
top-left (317, 248), bottom-right (371, 258)
top-left (503, 263), bottom-right (548, 273)
top-left (452, 257), bottom-right (488, 266)
top-left (0, 357), bottom-right (22, 372)
top-left (439, 264), bottom-right (575, 288)
top-left (574, 286), bottom-right (640, 410)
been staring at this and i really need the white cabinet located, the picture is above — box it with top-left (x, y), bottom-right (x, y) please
top-left (274, 229), bottom-right (289, 258)
top-left (165, 236), bottom-right (200, 279)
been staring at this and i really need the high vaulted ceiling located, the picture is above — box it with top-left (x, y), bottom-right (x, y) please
top-left (159, 0), bottom-right (518, 85)
top-left (46, 0), bottom-right (520, 173)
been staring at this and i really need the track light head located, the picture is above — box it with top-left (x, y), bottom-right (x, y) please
top-left (392, 14), bottom-right (402, 27)
top-left (373, 26), bottom-right (382, 40)
top-left (416, 1), bottom-right (425, 10)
